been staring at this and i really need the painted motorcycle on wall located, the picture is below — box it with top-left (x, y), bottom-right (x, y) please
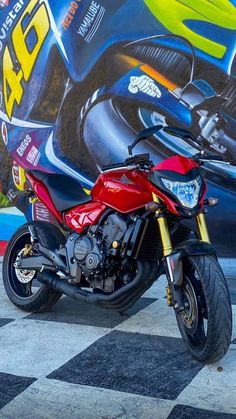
top-left (1, 0), bottom-right (236, 251)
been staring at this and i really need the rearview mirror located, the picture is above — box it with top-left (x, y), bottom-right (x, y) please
top-left (163, 126), bottom-right (198, 142)
top-left (137, 125), bottom-right (163, 141)
top-left (128, 125), bottom-right (163, 156)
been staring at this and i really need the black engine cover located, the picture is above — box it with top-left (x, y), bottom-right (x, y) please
top-left (74, 236), bottom-right (103, 278)
top-left (74, 237), bottom-right (93, 262)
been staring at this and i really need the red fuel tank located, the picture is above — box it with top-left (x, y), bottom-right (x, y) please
top-left (92, 169), bottom-right (152, 213)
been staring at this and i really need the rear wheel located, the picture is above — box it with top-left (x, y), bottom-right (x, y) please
top-left (3, 222), bottom-right (65, 313)
top-left (176, 255), bottom-right (232, 363)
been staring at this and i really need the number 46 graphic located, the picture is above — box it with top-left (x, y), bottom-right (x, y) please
top-left (3, 0), bottom-right (50, 119)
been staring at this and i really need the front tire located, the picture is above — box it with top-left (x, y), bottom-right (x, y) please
top-left (3, 222), bottom-right (65, 313)
top-left (176, 255), bottom-right (232, 363)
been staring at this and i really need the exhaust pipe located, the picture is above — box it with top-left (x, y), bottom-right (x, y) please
top-left (38, 262), bottom-right (159, 311)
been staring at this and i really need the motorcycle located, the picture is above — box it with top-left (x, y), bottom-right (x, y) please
top-left (3, 125), bottom-right (232, 363)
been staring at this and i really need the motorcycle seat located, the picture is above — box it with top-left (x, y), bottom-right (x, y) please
top-left (28, 170), bottom-right (92, 212)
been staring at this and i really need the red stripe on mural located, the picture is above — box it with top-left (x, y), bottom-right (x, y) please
top-left (0, 241), bottom-right (8, 257)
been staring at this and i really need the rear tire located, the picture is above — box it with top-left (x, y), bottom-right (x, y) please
top-left (176, 255), bottom-right (232, 363)
top-left (3, 221), bottom-right (66, 313)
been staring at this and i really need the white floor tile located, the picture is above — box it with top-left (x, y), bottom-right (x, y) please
top-left (0, 319), bottom-right (110, 378)
top-left (0, 378), bottom-right (175, 419)
top-left (177, 345), bottom-right (236, 414)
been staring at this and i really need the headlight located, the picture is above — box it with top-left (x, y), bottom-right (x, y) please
top-left (161, 176), bottom-right (202, 208)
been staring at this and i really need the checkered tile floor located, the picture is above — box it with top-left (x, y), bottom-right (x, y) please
top-left (0, 262), bottom-right (235, 419)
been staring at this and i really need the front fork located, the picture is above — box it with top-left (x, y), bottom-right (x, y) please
top-left (152, 194), bottom-right (210, 310)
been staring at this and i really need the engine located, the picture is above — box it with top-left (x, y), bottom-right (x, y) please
top-left (74, 213), bottom-right (128, 292)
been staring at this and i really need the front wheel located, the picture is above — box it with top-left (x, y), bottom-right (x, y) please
top-left (176, 255), bottom-right (232, 363)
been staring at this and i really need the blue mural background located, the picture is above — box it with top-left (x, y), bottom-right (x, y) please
top-left (0, 0), bottom-right (236, 255)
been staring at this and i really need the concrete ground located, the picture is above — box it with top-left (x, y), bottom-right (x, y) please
top-left (0, 259), bottom-right (235, 419)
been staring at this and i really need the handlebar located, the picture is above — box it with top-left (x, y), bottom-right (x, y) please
top-left (101, 162), bottom-right (127, 171)
top-left (101, 153), bottom-right (152, 172)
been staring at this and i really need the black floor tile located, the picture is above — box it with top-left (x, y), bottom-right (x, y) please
top-left (0, 318), bottom-right (14, 328)
top-left (0, 372), bottom-right (36, 409)
top-left (25, 297), bottom-right (156, 328)
top-left (168, 404), bottom-right (236, 418)
top-left (48, 330), bottom-right (203, 400)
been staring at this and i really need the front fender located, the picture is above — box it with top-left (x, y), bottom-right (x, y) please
top-left (175, 239), bottom-right (216, 256)
top-left (166, 239), bottom-right (216, 287)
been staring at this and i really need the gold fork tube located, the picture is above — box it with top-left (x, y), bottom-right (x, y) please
top-left (196, 213), bottom-right (210, 243)
top-left (157, 216), bottom-right (173, 256)
top-left (152, 193), bottom-right (173, 256)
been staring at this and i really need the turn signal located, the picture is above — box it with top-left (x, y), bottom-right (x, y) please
top-left (145, 202), bottom-right (160, 212)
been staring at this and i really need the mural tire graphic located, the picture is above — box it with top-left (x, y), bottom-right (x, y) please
top-left (78, 96), bottom-right (236, 193)
top-left (3, 222), bottom-right (64, 312)
top-left (78, 97), bottom-right (167, 179)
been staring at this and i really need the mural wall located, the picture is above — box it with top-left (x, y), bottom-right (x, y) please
top-left (0, 0), bottom-right (236, 255)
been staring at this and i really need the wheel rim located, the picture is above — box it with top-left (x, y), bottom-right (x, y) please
top-left (8, 231), bottom-right (43, 299)
top-left (177, 264), bottom-right (207, 352)
top-left (179, 276), bottom-right (199, 335)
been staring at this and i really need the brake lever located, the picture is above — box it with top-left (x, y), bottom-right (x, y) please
top-left (192, 153), bottom-right (230, 165)
top-left (204, 159), bottom-right (230, 165)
